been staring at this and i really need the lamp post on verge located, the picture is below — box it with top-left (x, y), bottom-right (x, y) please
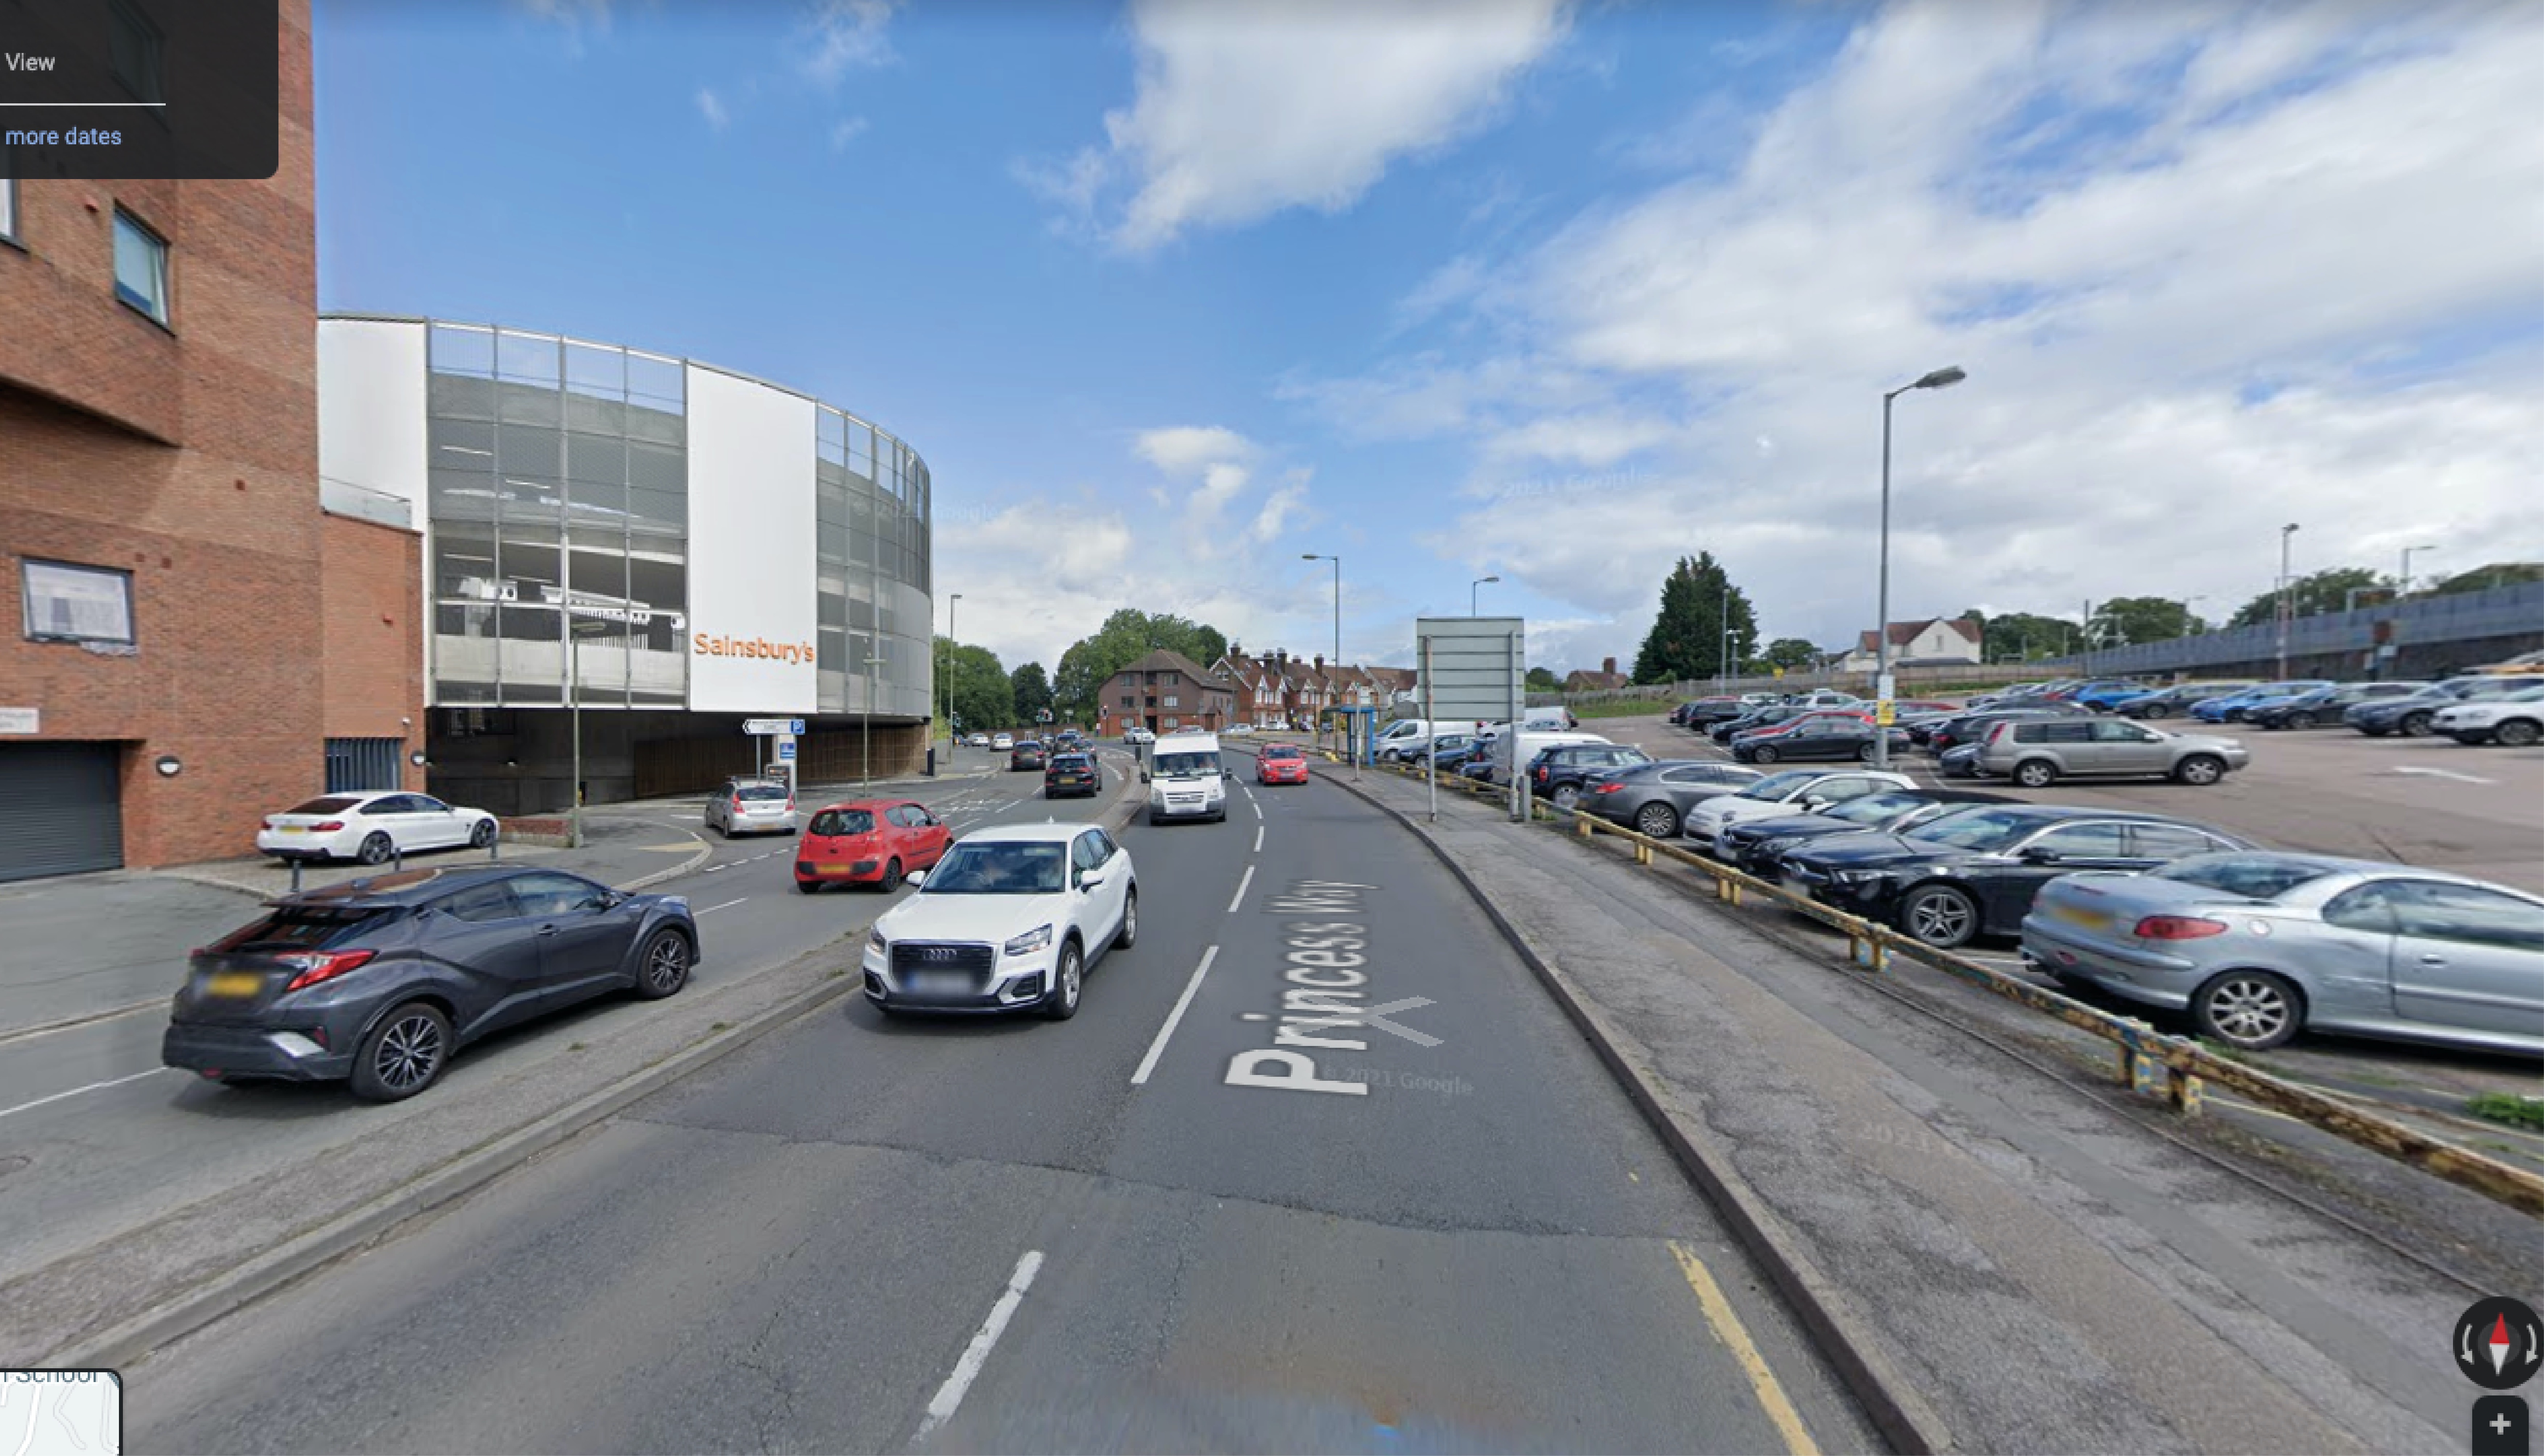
top-left (939, 592), bottom-right (962, 756)
top-left (1717, 577), bottom-right (1731, 696)
top-left (1471, 574), bottom-right (1499, 616)
top-left (1873, 365), bottom-right (1966, 769)
top-left (862, 649), bottom-right (888, 797)
top-left (566, 614), bottom-right (610, 850)
top-left (2399, 543), bottom-right (2437, 597)
top-left (2275, 524), bottom-right (2299, 681)
top-left (1304, 553), bottom-right (1341, 753)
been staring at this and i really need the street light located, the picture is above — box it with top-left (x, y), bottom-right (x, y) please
top-left (1470, 574), bottom-right (1499, 616)
top-left (2276, 523), bottom-right (2299, 680)
top-left (1304, 553), bottom-right (1341, 749)
top-left (2399, 543), bottom-right (2438, 596)
top-left (940, 592), bottom-right (962, 752)
top-left (862, 648), bottom-right (888, 795)
top-left (565, 615), bottom-right (611, 850)
top-left (1873, 365), bottom-right (1966, 769)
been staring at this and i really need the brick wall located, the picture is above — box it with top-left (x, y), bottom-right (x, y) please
top-left (0, 1), bottom-right (323, 870)
top-left (319, 512), bottom-right (425, 753)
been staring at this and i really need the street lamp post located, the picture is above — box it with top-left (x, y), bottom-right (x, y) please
top-left (1304, 554), bottom-right (1341, 752)
top-left (1717, 578), bottom-right (1731, 696)
top-left (2399, 543), bottom-right (2438, 597)
top-left (1470, 574), bottom-right (1499, 616)
top-left (2276, 524), bottom-right (2300, 680)
top-left (940, 592), bottom-right (962, 755)
top-left (565, 615), bottom-right (610, 849)
top-left (862, 649), bottom-right (889, 796)
top-left (1873, 365), bottom-right (1967, 769)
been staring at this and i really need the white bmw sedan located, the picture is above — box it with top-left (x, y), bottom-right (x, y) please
top-left (257, 791), bottom-right (500, 865)
top-left (861, 823), bottom-right (1136, 1019)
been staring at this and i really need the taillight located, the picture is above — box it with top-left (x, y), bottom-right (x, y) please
top-left (1595, 783), bottom-right (1625, 794)
top-left (279, 948), bottom-right (377, 992)
top-left (312, 820), bottom-right (346, 832)
top-left (261, 817), bottom-right (278, 829)
top-left (2133, 915), bottom-right (2228, 940)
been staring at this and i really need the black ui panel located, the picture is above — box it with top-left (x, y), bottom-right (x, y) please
top-left (1, 0), bottom-right (279, 179)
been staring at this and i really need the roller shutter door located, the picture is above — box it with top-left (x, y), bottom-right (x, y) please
top-left (0, 743), bottom-right (125, 883)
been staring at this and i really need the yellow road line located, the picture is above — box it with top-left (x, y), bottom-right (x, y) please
top-left (1668, 1240), bottom-right (1818, 1456)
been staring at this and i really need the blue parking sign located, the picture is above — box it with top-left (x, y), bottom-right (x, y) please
top-left (777, 741), bottom-right (796, 761)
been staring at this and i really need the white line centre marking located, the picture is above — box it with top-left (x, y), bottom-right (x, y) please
top-left (1227, 864), bottom-right (1256, 914)
top-left (0, 1067), bottom-right (175, 1121)
top-left (1254, 824), bottom-right (1265, 853)
top-left (2392, 765), bottom-right (2493, 784)
top-left (1251, 801), bottom-right (1264, 819)
top-left (914, 1249), bottom-right (1046, 1440)
top-left (1132, 945), bottom-right (1217, 1086)
top-left (697, 898), bottom-right (749, 915)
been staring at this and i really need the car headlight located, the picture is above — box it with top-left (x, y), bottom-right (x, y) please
top-left (868, 927), bottom-right (888, 953)
top-left (1004, 924), bottom-right (1053, 957)
top-left (1832, 868), bottom-right (1892, 886)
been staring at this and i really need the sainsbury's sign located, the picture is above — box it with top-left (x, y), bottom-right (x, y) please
top-left (693, 631), bottom-right (817, 665)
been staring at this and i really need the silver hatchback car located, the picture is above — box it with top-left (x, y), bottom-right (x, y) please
top-left (2024, 852), bottom-right (2544, 1055)
top-left (1974, 717), bottom-right (2248, 789)
top-left (706, 778), bottom-right (798, 837)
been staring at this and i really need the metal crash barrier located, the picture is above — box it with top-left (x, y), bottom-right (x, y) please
top-left (1366, 756), bottom-right (2544, 1219)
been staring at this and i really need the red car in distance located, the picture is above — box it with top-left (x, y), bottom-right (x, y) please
top-left (795, 799), bottom-right (950, 893)
top-left (1257, 744), bottom-right (1311, 785)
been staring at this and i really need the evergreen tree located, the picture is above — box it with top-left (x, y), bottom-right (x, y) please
top-left (1630, 553), bottom-right (1756, 684)
top-left (1010, 661), bottom-right (1054, 724)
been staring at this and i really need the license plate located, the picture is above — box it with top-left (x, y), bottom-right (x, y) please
top-left (2051, 902), bottom-right (2112, 931)
top-left (204, 971), bottom-right (264, 998)
top-left (278, 825), bottom-right (306, 834)
top-left (815, 863), bottom-right (849, 873)
top-left (909, 971), bottom-right (971, 997)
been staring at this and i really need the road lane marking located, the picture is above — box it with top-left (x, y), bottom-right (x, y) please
top-left (1131, 945), bottom-right (1218, 1087)
top-left (2392, 765), bottom-right (2494, 784)
top-left (0, 1067), bottom-right (175, 1122)
top-left (1251, 801), bottom-right (1264, 820)
top-left (1227, 865), bottom-right (1256, 914)
top-left (914, 1249), bottom-right (1045, 1440)
top-left (1254, 824), bottom-right (1265, 853)
top-left (1668, 1241), bottom-right (1818, 1456)
top-left (697, 898), bottom-right (749, 915)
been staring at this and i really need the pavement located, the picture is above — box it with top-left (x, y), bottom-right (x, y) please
top-left (1320, 758), bottom-right (2491, 1454)
top-left (113, 750), bottom-right (1880, 1454)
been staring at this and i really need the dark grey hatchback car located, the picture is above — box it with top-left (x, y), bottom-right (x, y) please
top-left (163, 866), bottom-right (699, 1102)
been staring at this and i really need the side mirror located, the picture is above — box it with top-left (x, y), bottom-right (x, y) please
top-left (2020, 847), bottom-right (2062, 865)
top-left (1139, 770), bottom-right (1151, 783)
top-left (1080, 872), bottom-right (1106, 892)
top-left (904, 870), bottom-right (926, 888)
top-left (1223, 769), bottom-right (1234, 779)
top-left (1801, 797), bottom-right (1829, 811)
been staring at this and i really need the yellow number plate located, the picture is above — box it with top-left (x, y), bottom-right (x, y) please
top-left (2051, 902), bottom-right (2111, 931)
top-left (278, 825), bottom-right (307, 834)
top-left (205, 971), bottom-right (264, 997)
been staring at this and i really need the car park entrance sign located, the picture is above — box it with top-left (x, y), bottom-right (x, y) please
top-left (743, 718), bottom-right (805, 736)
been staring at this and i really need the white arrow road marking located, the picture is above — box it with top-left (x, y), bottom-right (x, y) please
top-left (914, 1250), bottom-right (1045, 1440)
top-left (1289, 996), bottom-right (1443, 1048)
top-left (2391, 765), bottom-right (2494, 784)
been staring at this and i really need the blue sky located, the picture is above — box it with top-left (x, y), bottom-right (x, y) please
top-left (315, 0), bottom-right (2543, 677)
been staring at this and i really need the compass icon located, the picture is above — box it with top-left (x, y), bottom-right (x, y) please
top-left (2456, 1297), bottom-right (2543, 1391)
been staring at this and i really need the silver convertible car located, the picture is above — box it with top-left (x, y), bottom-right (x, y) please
top-left (2022, 852), bottom-right (2544, 1055)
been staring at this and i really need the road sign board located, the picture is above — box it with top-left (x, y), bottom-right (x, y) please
top-left (742, 718), bottom-right (806, 736)
top-left (1413, 617), bottom-right (1527, 724)
top-left (777, 740), bottom-right (796, 761)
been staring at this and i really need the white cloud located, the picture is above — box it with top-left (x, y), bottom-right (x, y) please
top-left (830, 116), bottom-right (870, 151)
top-left (1249, 469), bottom-right (1316, 543)
top-left (804, 0), bottom-right (901, 84)
top-left (519, 0), bottom-right (611, 55)
top-left (1028, 0), bottom-right (1574, 250)
top-left (695, 88), bottom-right (730, 131)
top-left (1299, 0), bottom-right (2544, 652)
top-left (1134, 424), bottom-right (1257, 477)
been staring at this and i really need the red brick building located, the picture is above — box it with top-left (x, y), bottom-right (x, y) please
top-left (0, 1), bottom-right (422, 881)
top-left (1098, 649), bottom-right (1234, 737)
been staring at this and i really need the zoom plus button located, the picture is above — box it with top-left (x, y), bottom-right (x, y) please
top-left (2473, 1396), bottom-right (2528, 1456)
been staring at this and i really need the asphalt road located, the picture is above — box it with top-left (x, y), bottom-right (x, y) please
top-left (123, 755), bottom-right (1871, 1454)
top-left (0, 746), bottom-right (1113, 1286)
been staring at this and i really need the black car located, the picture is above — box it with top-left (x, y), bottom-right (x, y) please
top-left (1583, 760), bottom-right (1764, 838)
top-left (2247, 681), bottom-right (2428, 729)
top-left (1711, 704), bottom-right (1811, 744)
top-left (1717, 789), bottom-right (2016, 879)
top-left (1528, 743), bottom-right (1656, 809)
top-left (1674, 697), bottom-right (1747, 728)
top-left (1777, 804), bottom-right (2254, 948)
top-left (1009, 739), bottom-right (1048, 771)
top-left (162, 866), bottom-right (699, 1101)
top-left (1730, 717), bottom-right (1911, 765)
top-left (1044, 751), bottom-right (1100, 798)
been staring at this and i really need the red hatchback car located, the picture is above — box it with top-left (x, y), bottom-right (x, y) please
top-left (794, 799), bottom-right (950, 893)
top-left (1257, 744), bottom-right (1310, 785)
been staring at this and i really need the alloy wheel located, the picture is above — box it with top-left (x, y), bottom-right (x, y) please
top-left (642, 931), bottom-right (691, 996)
top-left (1901, 887), bottom-right (1978, 947)
top-left (372, 1013), bottom-right (444, 1092)
top-left (2200, 973), bottom-right (2297, 1050)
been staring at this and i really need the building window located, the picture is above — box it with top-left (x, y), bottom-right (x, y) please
top-left (109, 0), bottom-right (165, 103)
top-left (1120, 694), bottom-right (1135, 708)
top-left (113, 210), bottom-right (169, 324)
top-left (1164, 694), bottom-right (1179, 708)
top-left (22, 559), bottom-right (136, 645)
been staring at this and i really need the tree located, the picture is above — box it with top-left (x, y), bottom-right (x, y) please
top-left (1524, 666), bottom-right (1560, 692)
top-left (2226, 566), bottom-right (2385, 628)
top-left (936, 638), bottom-right (1013, 733)
top-left (2428, 562), bottom-right (2544, 595)
top-left (1630, 553), bottom-right (1757, 685)
top-left (1051, 608), bottom-right (1234, 722)
top-left (1010, 661), bottom-right (1053, 725)
top-left (1762, 637), bottom-right (1819, 670)
top-left (2087, 596), bottom-right (2204, 648)
top-left (1977, 611), bottom-right (2078, 662)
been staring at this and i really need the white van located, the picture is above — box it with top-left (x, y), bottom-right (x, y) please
top-left (1489, 728), bottom-right (1611, 784)
top-left (1374, 719), bottom-right (1437, 761)
top-left (1142, 730), bottom-right (1230, 824)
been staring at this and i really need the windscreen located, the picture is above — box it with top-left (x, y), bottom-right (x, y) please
top-left (921, 842), bottom-right (1067, 894)
top-left (1737, 770), bottom-right (1822, 800)
top-left (1155, 750), bottom-right (1221, 777)
top-left (1830, 792), bottom-right (1927, 824)
top-left (1262, 745), bottom-right (1302, 760)
top-left (286, 797), bottom-right (364, 815)
top-left (1904, 807), bottom-right (2042, 852)
top-left (808, 809), bottom-right (875, 836)
top-left (736, 784), bottom-right (789, 801)
top-left (2154, 855), bottom-right (2334, 899)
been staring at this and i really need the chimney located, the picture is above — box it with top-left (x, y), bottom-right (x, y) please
top-left (1315, 654), bottom-right (1325, 674)
top-left (1602, 656), bottom-right (1617, 677)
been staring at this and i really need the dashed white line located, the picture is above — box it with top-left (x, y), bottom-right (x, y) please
top-left (0, 1067), bottom-right (174, 1122)
top-left (1227, 864), bottom-right (1256, 914)
top-left (696, 897), bottom-right (749, 915)
top-left (1131, 945), bottom-right (1217, 1087)
top-left (1253, 824), bottom-right (1264, 853)
top-left (914, 1250), bottom-right (1046, 1440)
top-left (1251, 801), bottom-right (1263, 819)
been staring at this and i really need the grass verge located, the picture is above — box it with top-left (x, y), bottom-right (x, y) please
top-left (2465, 1092), bottom-right (2544, 1132)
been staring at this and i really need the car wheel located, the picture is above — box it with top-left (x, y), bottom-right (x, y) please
top-left (2012, 759), bottom-right (2058, 789)
top-left (1550, 784), bottom-right (1581, 811)
top-left (356, 832), bottom-right (394, 865)
top-left (1750, 745), bottom-right (1780, 764)
top-left (2172, 754), bottom-right (2226, 786)
top-left (469, 819), bottom-right (496, 849)
top-left (797, 879), bottom-right (821, 895)
top-left (2496, 718), bottom-right (2541, 748)
top-left (2195, 970), bottom-right (2301, 1051)
top-left (2400, 711), bottom-right (2434, 737)
top-left (349, 1001), bottom-right (451, 1102)
top-left (2287, 710), bottom-right (2316, 729)
top-left (1042, 940), bottom-right (1083, 1021)
top-left (1633, 802), bottom-right (1680, 839)
top-left (879, 858), bottom-right (903, 893)
top-left (1897, 885), bottom-right (1981, 948)
top-left (1856, 743), bottom-right (1882, 762)
top-left (1116, 888), bottom-right (1138, 948)
top-left (633, 928), bottom-right (693, 1000)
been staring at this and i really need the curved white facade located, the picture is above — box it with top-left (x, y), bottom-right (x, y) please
top-left (318, 315), bottom-right (934, 722)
